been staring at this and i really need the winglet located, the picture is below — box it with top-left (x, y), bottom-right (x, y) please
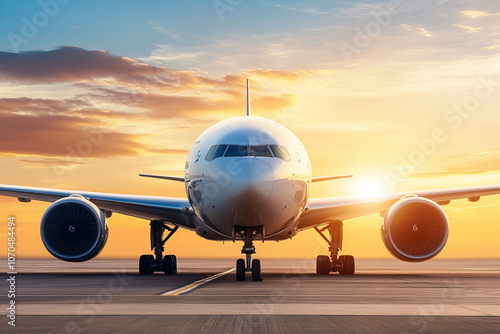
top-left (246, 78), bottom-right (251, 116)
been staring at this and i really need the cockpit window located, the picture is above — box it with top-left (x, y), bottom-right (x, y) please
top-left (250, 145), bottom-right (272, 157)
top-left (205, 144), bottom-right (291, 162)
top-left (205, 145), bottom-right (217, 161)
top-left (212, 145), bottom-right (227, 160)
top-left (270, 145), bottom-right (284, 160)
top-left (225, 145), bottom-right (248, 157)
top-left (280, 146), bottom-right (291, 162)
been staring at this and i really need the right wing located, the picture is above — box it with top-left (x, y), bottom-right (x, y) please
top-left (0, 184), bottom-right (196, 230)
top-left (297, 184), bottom-right (500, 230)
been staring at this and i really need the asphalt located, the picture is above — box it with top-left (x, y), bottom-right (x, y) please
top-left (1, 259), bottom-right (499, 333)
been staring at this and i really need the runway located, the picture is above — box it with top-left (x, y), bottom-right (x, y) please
top-left (1, 259), bottom-right (499, 333)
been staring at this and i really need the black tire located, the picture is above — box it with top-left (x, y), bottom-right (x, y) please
top-left (339, 255), bottom-right (355, 275)
top-left (251, 259), bottom-right (262, 281)
top-left (316, 255), bottom-right (331, 275)
top-left (171, 255), bottom-right (177, 274)
top-left (139, 254), bottom-right (154, 275)
top-left (236, 258), bottom-right (245, 281)
top-left (162, 255), bottom-right (176, 275)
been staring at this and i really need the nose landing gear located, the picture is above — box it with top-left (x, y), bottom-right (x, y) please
top-left (234, 225), bottom-right (263, 281)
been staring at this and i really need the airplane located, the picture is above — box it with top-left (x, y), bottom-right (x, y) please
top-left (1, 79), bottom-right (499, 281)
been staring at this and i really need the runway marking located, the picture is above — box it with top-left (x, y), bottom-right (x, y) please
top-left (161, 268), bottom-right (235, 296)
top-left (14, 303), bottom-right (500, 316)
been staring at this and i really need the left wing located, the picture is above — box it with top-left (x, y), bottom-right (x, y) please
top-left (297, 184), bottom-right (500, 230)
top-left (0, 184), bottom-right (196, 230)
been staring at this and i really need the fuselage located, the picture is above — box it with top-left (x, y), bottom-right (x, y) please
top-left (185, 116), bottom-right (311, 240)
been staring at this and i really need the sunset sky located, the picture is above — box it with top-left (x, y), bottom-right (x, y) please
top-left (0, 0), bottom-right (499, 260)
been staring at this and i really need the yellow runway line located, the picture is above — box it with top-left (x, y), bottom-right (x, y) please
top-left (162, 268), bottom-right (235, 296)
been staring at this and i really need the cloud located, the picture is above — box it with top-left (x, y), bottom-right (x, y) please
top-left (85, 87), bottom-right (294, 119)
top-left (461, 10), bottom-right (499, 18)
top-left (0, 47), bottom-right (246, 96)
top-left (148, 148), bottom-right (190, 155)
top-left (0, 97), bottom-right (148, 157)
top-left (411, 151), bottom-right (500, 178)
top-left (247, 69), bottom-right (317, 81)
top-left (452, 23), bottom-right (482, 33)
top-left (0, 97), bottom-right (90, 114)
top-left (0, 46), bottom-right (167, 83)
top-left (257, 1), bottom-right (332, 15)
top-left (0, 46), bottom-right (267, 95)
top-left (400, 24), bottom-right (433, 38)
top-left (0, 112), bottom-right (149, 157)
top-left (0, 46), bottom-right (302, 166)
top-left (483, 44), bottom-right (500, 50)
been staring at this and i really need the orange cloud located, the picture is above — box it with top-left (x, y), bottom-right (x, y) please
top-left (0, 98), bottom-right (147, 157)
top-left (461, 10), bottom-right (498, 18)
top-left (0, 47), bottom-right (301, 165)
top-left (248, 69), bottom-right (316, 81)
top-left (0, 47), bottom-right (165, 83)
top-left (85, 87), bottom-right (294, 119)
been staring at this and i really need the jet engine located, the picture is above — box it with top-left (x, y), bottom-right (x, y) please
top-left (381, 195), bottom-right (448, 262)
top-left (40, 195), bottom-right (108, 262)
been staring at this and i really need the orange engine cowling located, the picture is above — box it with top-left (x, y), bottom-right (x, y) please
top-left (381, 195), bottom-right (449, 262)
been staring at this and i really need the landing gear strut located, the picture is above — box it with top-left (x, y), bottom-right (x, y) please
top-left (139, 220), bottom-right (178, 275)
top-left (234, 225), bottom-right (263, 281)
top-left (315, 221), bottom-right (355, 275)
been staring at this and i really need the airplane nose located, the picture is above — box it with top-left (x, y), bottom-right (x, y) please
top-left (226, 158), bottom-right (273, 203)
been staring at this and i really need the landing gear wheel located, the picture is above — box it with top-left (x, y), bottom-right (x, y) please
top-left (139, 254), bottom-right (154, 275)
top-left (339, 255), bottom-right (355, 275)
top-left (251, 259), bottom-right (262, 281)
top-left (171, 255), bottom-right (177, 274)
top-left (316, 255), bottom-right (331, 275)
top-left (139, 221), bottom-right (179, 274)
top-left (236, 259), bottom-right (246, 281)
top-left (162, 255), bottom-right (177, 275)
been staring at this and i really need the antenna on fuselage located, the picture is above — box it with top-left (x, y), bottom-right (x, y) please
top-left (246, 78), bottom-right (251, 116)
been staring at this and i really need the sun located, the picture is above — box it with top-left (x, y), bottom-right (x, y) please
top-left (351, 175), bottom-right (389, 196)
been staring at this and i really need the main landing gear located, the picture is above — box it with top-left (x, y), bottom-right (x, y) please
top-left (139, 220), bottom-right (179, 275)
top-left (315, 220), bottom-right (355, 275)
top-left (234, 225), bottom-right (263, 281)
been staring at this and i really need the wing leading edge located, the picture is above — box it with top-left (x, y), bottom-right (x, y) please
top-left (297, 184), bottom-right (500, 230)
top-left (0, 184), bottom-right (196, 230)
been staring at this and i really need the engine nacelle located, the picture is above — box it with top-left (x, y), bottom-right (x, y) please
top-left (41, 195), bottom-right (108, 262)
top-left (381, 195), bottom-right (448, 262)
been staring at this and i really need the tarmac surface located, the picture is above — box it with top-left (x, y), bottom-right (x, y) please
top-left (1, 258), bottom-right (499, 333)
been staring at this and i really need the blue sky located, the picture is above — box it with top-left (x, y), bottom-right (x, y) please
top-left (2, 0), bottom-right (498, 73)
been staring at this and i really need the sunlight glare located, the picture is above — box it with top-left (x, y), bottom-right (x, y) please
top-left (351, 176), bottom-right (389, 196)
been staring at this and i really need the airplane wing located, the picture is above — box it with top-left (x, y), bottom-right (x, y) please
top-left (0, 184), bottom-right (196, 230)
top-left (297, 185), bottom-right (500, 230)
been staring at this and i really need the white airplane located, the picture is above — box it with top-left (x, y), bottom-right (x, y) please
top-left (1, 79), bottom-right (499, 281)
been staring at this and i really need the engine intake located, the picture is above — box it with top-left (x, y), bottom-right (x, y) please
top-left (41, 195), bottom-right (108, 262)
top-left (381, 195), bottom-right (448, 262)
